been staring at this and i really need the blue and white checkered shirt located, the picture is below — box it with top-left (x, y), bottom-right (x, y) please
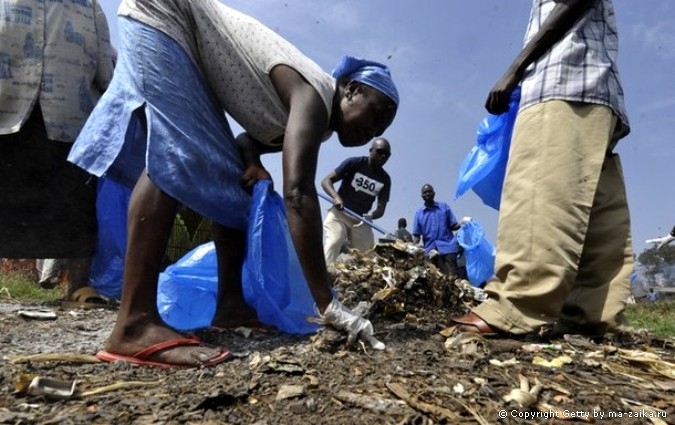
top-left (520, 0), bottom-right (630, 139)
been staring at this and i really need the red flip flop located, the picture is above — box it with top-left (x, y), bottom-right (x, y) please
top-left (96, 338), bottom-right (231, 369)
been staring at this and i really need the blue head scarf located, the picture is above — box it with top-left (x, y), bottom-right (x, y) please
top-left (331, 56), bottom-right (399, 106)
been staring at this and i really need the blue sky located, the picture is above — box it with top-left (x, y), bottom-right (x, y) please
top-left (99, 0), bottom-right (675, 255)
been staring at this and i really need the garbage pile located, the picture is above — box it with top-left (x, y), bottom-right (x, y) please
top-left (330, 240), bottom-right (481, 325)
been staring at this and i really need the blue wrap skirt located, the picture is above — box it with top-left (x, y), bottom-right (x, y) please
top-left (69, 18), bottom-right (250, 230)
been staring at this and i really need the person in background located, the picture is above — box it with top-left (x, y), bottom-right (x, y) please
top-left (393, 218), bottom-right (413, 243)
top-left (69, 0), bottom-right (398, 367)
top-left (646, 288), bottom-right (659, 303)
top-left (412, 184), bottom-right (468, 279)
top-left (0, 0), bottom-right (114, 306)
top-left (646, 226), bottom-right (675, 249)
top-left (36, 259), bottom-right (65, 290)
top-left (453, 0), bottom-right (634, 337)
top-left (36, 47), bottom-right (119, 296)
top-left (322, 137), bottom-right (392, 264)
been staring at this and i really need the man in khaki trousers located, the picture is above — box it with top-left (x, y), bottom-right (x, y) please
top-left (454, 0), bottom-right (633, 336)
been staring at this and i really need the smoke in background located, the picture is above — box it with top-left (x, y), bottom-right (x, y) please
top-left (632, 262), bottom-right (675, 295)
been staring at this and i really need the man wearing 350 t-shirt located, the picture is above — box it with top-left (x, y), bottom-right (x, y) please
top-left (321, 137), bottom-right (391, 264)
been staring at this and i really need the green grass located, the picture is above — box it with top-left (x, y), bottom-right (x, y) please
top-left (625, 299), bottom-right (675, 340)
top-left (0, 271), bottom-right (65, 302)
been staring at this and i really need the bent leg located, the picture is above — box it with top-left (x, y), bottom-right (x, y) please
top-left (350, 224), bottom-right (375, 253)
top-left (103, 172), bottom-right (225, 366)
top-left (211, 223), bottom-right (259, 327)
top-left (323, 209), bottom-right (349, 264)
top-left (65, 257), bottom-right (91, 296)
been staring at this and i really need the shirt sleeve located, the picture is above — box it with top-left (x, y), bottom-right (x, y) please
top-left (412, 210), bottom-right (421, 236)
top-left (446, 204), bottom-right (458, 229)
top-left (377, 172), bottom-right (391, 204)
top-left (333, 157), bottom-right (355, 181)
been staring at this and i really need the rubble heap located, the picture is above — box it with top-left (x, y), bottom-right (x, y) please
top-left (330, 240), bottom-right (479, 324)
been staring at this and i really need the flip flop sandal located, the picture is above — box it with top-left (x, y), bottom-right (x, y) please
top-left (61, 287), bottom-right (109, 310)
top-left (96, 338), bottom-right (231, 368)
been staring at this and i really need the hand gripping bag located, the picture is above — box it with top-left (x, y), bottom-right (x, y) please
top-left (241, 181), bottom-right (320, 335)
top-left (456, 220), bottom-right (495, 287)
top-left (455, 87), bottom-right (520, 210)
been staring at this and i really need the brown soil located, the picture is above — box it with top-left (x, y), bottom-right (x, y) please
top-left (1, 246), bottom-right (674, 424)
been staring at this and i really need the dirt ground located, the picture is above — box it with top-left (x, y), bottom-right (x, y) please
top-left (1, 247), bottom-right (675, 424)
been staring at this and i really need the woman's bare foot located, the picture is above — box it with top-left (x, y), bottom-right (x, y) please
top-left (102, 318), bottom-right (229, 367)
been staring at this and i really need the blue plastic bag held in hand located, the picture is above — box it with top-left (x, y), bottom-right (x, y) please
top-left (455, 87), bottom-right (521, 210)
top-left (456, 220), bottom-right (495, 287)
top-left (156, 180), bottom-right (320, 334)
top-left (157, 243), bottom-right (219, 331)
top-left (242, 181), bottom-right (320, 335)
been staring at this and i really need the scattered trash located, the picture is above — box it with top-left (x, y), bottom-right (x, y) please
top-left (228, 350), bottom-right (251, 359)
top-left (275, 384), bottom-right (305, 401)
top-left (248, 352), bottom-right (270, 370)
top-left (16, 403), bottom-right (41, 410)
top-left (386, 382), bottom-right (460, 422)
top-left (17, 310), bottom-right (57, 321)
top-left (521, 343), bottom-right (562, 353)
top-left (489, 357), bottom-right (519, 367)
top-left (444, 332), bottom-right (488, 357)
top-left (261, 357), bottom-right (305, 375)
top-left (471, 287), bottom-right (488, 302)
top-left (620, 398), bottom-right (669, 425)
top-left (26, 377), bottom-right (78, 400)
top-left (334, 390), bottom-right (410, 415)
top-left (14, 374), bottom-right (37, 394)
top-left (532, 355), bottom-right (573, 368)
top-left (503, 374), bottom-right (541, 408)
top-left (617, 348), bottom-right (675, 380)
top-left (2, 236), bottom-right (674, 424)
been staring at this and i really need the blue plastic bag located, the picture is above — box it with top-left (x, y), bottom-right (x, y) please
top-left (157, 180), bottom-right (320, 334)
top-left (89, 178), bottom-right (131, 299)
top-left (242, 181), bottom-right (320, 335)
top-left (456, 220), bottom-right (495, 287)
top-left (157, 243), bottom-right (219, 330)
top-left (455, 87), bottom-right (520, 210)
